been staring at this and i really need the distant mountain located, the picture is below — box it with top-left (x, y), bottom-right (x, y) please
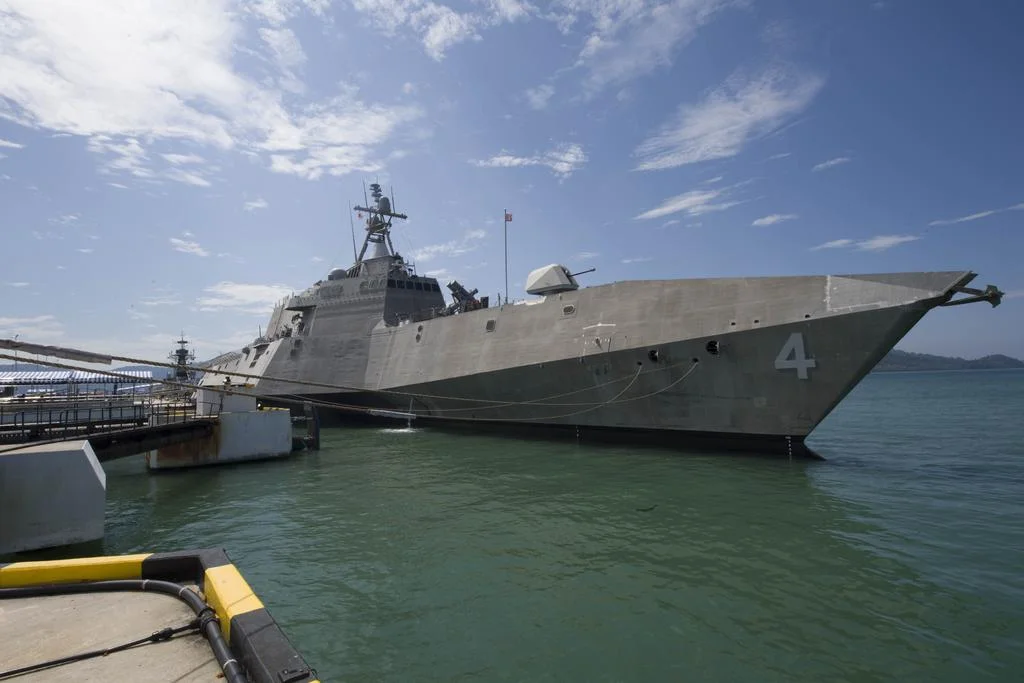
top-left (875, 350), bottom-right (1024, 372)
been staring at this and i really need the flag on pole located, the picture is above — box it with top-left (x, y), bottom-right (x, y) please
top-left (504, 211), bottom-right (512, 223)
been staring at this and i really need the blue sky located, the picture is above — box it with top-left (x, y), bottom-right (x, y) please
top-left (1, 0), bottom-right (1021, 363)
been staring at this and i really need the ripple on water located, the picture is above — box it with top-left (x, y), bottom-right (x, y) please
top-left (78, 371), bottom-right (1024, 682)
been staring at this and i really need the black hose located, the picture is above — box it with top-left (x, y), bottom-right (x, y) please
top-left (0, 579), bottom-right (246, 683)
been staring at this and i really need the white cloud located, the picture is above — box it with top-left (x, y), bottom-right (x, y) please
top-left (402, 82), bottom-right (416, 94)
top-left (660, 219), bottom-right (681, 228)
top-left (0, 1), bottom-right (421, 182)
top-left (311, 256), bottom-right (324, 262)
top-left (635, 184), bottom-right (745, 220)
top-left (564, 0), bottom-right (739, 97)
top-left (108, 182), bottom-right (128, 189)
top-left (411, 229), bottom-right (487, 262)
top-left (812, 156), bottom-right (851, 172)
top-left (574, 251), bottom-right (599, 260)
top-left (260, 27), bottom-right (306, 69)
top-left (811, 235), bottom-right (918, 251)
top-left (244, 197), bottom-right (269, 211)
top-left (246, 0), bottom-right (331, 26)
top-left (139, 294), bottom-right (181, 306)
top-left (77, 248), bottom-right (94, 254)
top-left (166, 168), bottom-right (211, 187)
top-left (49, 213), bottom-right (79, 225)
top-left (197, 281), bottom-right (294, 314)
top-left (259, 26), bottom-right (306, 92)
top-left (424, 267), bottom-right (449, 279)
top-left (6, 282), bottom-right (30, 287)
top-left (703, 175), bottom-right (723, 184)
top-left (264, 92), bottom-right (421, 179)
top-left (161, 153), bottom-right (204, 165)
top-left (525, 84), bottom-right (554, 110)
top-left (0, 138), bottom-right (25, 148)
top-left (855, 235), bottom-right (918, 251)
top-left (348, 0), bottom-right (534, 60)
top-left (928, 202), bottom-right (1024, 226)
top-left (621, 257), bottom-right (653, 264)
top-left (471, 142), bottom-right (586, 179)
top-left (0, 314), bottom-right (65, 341)
top-left (86, 136), bottom-right (154, 178)
top-left (488, 0), bottom-right (532, 22)
top-left (810, 239), bottom-right (854, 250)
top-left (752, 213), bottom-right (798, 226)
top-left (349, 0), bottom-right (481, 60)
top-left (767, 152), bottom-right (791, 160)
top-left (634, 64), bottom-right (824, 171)
top-left (169, 237), bottom-right (209, 256)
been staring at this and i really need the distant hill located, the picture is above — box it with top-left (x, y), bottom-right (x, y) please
top-left (875, 350), bottom-right (1024, 372)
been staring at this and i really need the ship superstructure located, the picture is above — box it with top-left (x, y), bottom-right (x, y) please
top-left (169, 334), bottom-right (197, 384)
top-left (200, 183), bottom-right (1003, 455)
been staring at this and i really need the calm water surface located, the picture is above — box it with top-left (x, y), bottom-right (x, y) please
top-left (89, 371), bottom-right (1024, 680)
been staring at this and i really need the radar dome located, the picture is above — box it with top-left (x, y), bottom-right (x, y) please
top-left (378, 196), bottom-right (392, 214)
top-left (327, 267), bottom-right (346, 281)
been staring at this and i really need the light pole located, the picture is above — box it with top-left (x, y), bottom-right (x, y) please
top-left (503, 210), bottom-right (512, 304)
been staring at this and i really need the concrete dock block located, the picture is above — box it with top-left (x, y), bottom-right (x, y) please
top-left (146, 409), bottom-right (292, 470)
top-left (0, 440), bottom-right (106, 553)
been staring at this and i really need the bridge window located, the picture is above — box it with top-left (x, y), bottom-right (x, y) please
top-left (387, 279), bottom-right (396, 288)
top-left (415, 281), bottom-right (423, 291)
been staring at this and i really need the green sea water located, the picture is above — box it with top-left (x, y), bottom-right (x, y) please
top-left (91, 370), bottom-right (1024, 681)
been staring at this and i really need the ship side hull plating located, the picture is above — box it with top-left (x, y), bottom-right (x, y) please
top-left (274, 300), bottom-right (929, 456)
top-left (202, 270), bottom-right (980, 455)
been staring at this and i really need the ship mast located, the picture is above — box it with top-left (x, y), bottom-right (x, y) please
top-left (353, 182), bottom-right (408, 264)
top-left (168, 333), bottom-right (196, 383)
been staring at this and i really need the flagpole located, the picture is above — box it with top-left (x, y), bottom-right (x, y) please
top-left (503, 208), bottom-right (508, 305)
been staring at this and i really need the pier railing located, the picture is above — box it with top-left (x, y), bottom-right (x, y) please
top-left (0, 395), bottom-right (205, 443)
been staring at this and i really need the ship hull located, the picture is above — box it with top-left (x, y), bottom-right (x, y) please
top-left (202, 270), bottom-right (983, 455)
top-left (259, 300), bottom-right (935, 457)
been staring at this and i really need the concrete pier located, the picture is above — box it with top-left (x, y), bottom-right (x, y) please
top-left (0, 440), bottom-right (105, 554)
top-left (0, 549), bottom-right (319, 682)
top-left (0, 590), bottom-right (222, 681)
top-left (1, 389), bottom-right (296, 552)
top-left (145, 389), bottom-right (292, 470)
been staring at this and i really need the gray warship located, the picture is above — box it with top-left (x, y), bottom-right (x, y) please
top-left (200, 182), bottom-right (1003, 455)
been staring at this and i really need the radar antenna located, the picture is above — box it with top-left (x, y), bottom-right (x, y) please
top-left (353, 181), bottom-right (408, 263)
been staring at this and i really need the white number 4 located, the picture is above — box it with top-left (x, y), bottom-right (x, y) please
top-left (775, 332), bottom-right (817, 379)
